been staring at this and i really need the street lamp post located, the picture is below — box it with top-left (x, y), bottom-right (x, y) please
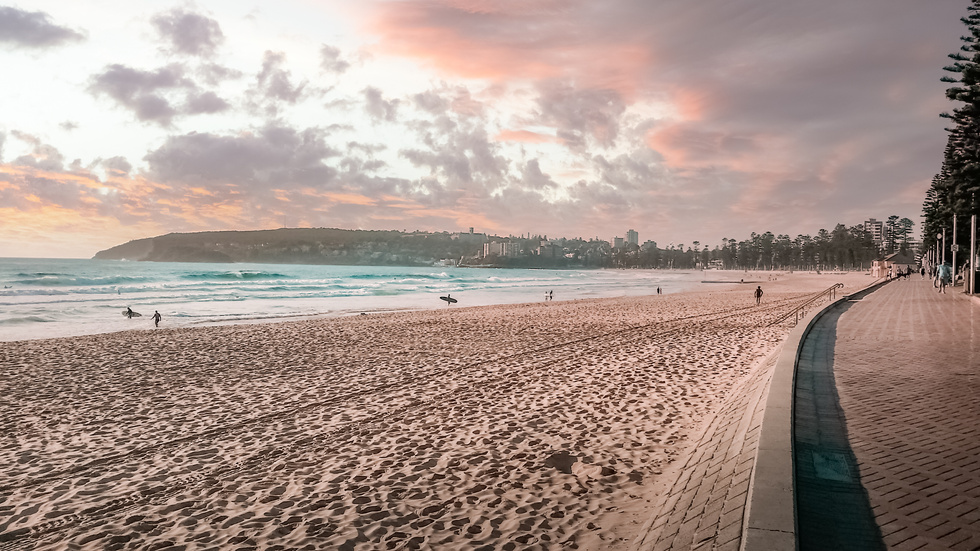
top-left (972, 214), bottom-right (977, 295)
top-left (953, 216), bottom-right (958, 287)
top-left (937, 232), bottom-right (943, 269)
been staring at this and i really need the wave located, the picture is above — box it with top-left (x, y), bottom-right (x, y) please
top-left (10, 274), bottom-right (151, 287)
top-left (0, 315), bottom-right (56, 325)
top-left (346, 271), bottom-right (453, 281)
top-left (179, 271), bottom-right (294, 281)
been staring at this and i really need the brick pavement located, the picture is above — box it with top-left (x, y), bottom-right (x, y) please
top-left (634, 349), bottom-right (778, 551)
top-left (795, 286), bottom-right (886, 551)
top-left (801, 279), bottom-right (980, 550)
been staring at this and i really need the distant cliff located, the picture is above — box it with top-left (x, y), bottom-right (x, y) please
top-left (93, 228), bottom-right (483, 265)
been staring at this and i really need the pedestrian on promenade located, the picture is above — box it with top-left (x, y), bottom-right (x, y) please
top-left (937, 263), bottom-right (951, 294)
top-left (754, 285), bottom-right (763, 305)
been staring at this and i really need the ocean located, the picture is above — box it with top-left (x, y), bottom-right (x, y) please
top-left (0, 258), bottom-right (703, 342)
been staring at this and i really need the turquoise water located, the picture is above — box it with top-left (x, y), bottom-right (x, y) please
top-left (0, 259), bottom-right (701, 342)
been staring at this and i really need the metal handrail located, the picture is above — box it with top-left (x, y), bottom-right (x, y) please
top-left (769, 283), bottom-right (845, 327)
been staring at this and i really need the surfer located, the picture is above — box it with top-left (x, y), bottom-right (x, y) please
top-left (152, 310), bottom-right (162, 327)
top-left (754, 286), bottom-right (764, 305)
top-left (126, 307), bottom-right (134, 319)
top-left (440, 293), bottom-right (457, 306)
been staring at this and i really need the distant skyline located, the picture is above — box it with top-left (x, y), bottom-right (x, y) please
top-left (0, 0), bottom-right (967, 258)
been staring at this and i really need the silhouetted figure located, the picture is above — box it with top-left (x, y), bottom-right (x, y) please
top-left (152, 310), bottom-right (162, 327)
top-left (754, 286), bottom-right (764, 305)
top-left (126, 307), bottom-right (134, 319)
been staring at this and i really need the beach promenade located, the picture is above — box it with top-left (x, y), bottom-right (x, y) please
top-left (796, 277), bottom-right (980, 550)
top-left (637, 277), bottom-right (979, 551)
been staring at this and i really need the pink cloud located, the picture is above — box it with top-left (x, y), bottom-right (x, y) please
top-left (366, 1), bottom-right (654, 98)
top-left (646, 124), bottom-right (764, 171)
top-left (494, 129), bottom-right (559, 144)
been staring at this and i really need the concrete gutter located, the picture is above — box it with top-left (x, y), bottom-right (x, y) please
top-left (741, 279), bottom-right (888, 551)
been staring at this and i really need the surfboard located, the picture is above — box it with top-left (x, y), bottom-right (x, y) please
top-left (123, 309), bottom-right (142, 318)
top-left (440, 295), bottom-right (457, 304)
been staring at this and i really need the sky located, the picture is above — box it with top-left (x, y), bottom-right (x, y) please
top-left (0, 0), bottom-right (970, 258)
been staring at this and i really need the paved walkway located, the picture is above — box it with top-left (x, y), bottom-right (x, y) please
top-left (797, 278), bottom-right (980, 550)
top-left (634, 344), bottom-right (777, 551)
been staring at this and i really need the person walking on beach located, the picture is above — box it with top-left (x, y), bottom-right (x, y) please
top-left (754, 285), bottom-right (764, 305)
top-left (125, 306), bottom-right (134, 319)
top-left (152, 310), bottom-right (162, 327)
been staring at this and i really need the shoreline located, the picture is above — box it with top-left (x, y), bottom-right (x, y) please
top-left (1, 262), bottom-right (712, 344)
top-left (0, 267), bottom-right (864, 344)
top-left (0, 273), bottom-right (871, 549)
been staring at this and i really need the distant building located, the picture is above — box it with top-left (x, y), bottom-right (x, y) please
top-left (452, 228), bottom-right (487, 243)
top-left (484, 241), bottom-right (521, 258)
top-left (613, 237), bottom-right (625, 249)
top-left (864, 219), bottom-right (884, 248)
top-left (872, 252), bottom-right (916, 278)
top-left (626, 229), bottom-right (638, 246)
top-left (537, 242), bottom-right (561, 258)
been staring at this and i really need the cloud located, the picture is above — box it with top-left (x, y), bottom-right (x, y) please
top-left (151, 8), bottom-right (224, 57)
top-left (0, 131), bottom-right (5, 162)
top-left (399, 116), bottom-right (509, 205)
top-left (320, 44), bottom-right (350, 74)
top-left (59, 121), bottom-right (79, 131)
top-left (89, 64), bottom-right (195, 126)
top-left (89, 63), bottom-right (233, 124)
top-left (185, 90), bottom-right (230, 114)
top-left (9, 131), bottom-right (65, 171)
top-left (495, 129), bottom-right (558, 144)
top-left (197, 62), bottom-right (244, 86)
top-left (411, 85), bottom-right (485, 118)
top-left (519, 159), bottom-right (557, 190)
top-left (101, 156), bottom-right (132, 177)
top-left (0, 6), bottom-right (84, 49)
top-left (247, 51), bottom-right (310, 116)
top-left (367, 1), bottom-right (653, 96)
top-left (534, 82), bottom-right (626, 150)
top-left (364, 86), bottom-right (399, 122)
top-left (143, 124), bottom-right (341, 191)
top-left (413, 90), bottom-right (449, 115)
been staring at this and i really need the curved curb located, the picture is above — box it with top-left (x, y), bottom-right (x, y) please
top-left (741, 279), bottom-right (889, 551)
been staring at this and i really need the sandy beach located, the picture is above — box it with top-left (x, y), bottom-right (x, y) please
top-left (0, 273), bottom-right (867, 550)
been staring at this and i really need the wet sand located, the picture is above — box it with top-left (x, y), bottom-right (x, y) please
top-left (0, 273), bottom-right (866, 550)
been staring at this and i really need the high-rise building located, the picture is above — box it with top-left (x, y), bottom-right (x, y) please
top-left (864, 219), bottom-right (884, 247)
top-left (626, 229), bottom-right (639, 246)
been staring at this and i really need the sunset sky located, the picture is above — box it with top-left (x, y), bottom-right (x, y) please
top-left (0, 0), bottom-right (969, 258)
